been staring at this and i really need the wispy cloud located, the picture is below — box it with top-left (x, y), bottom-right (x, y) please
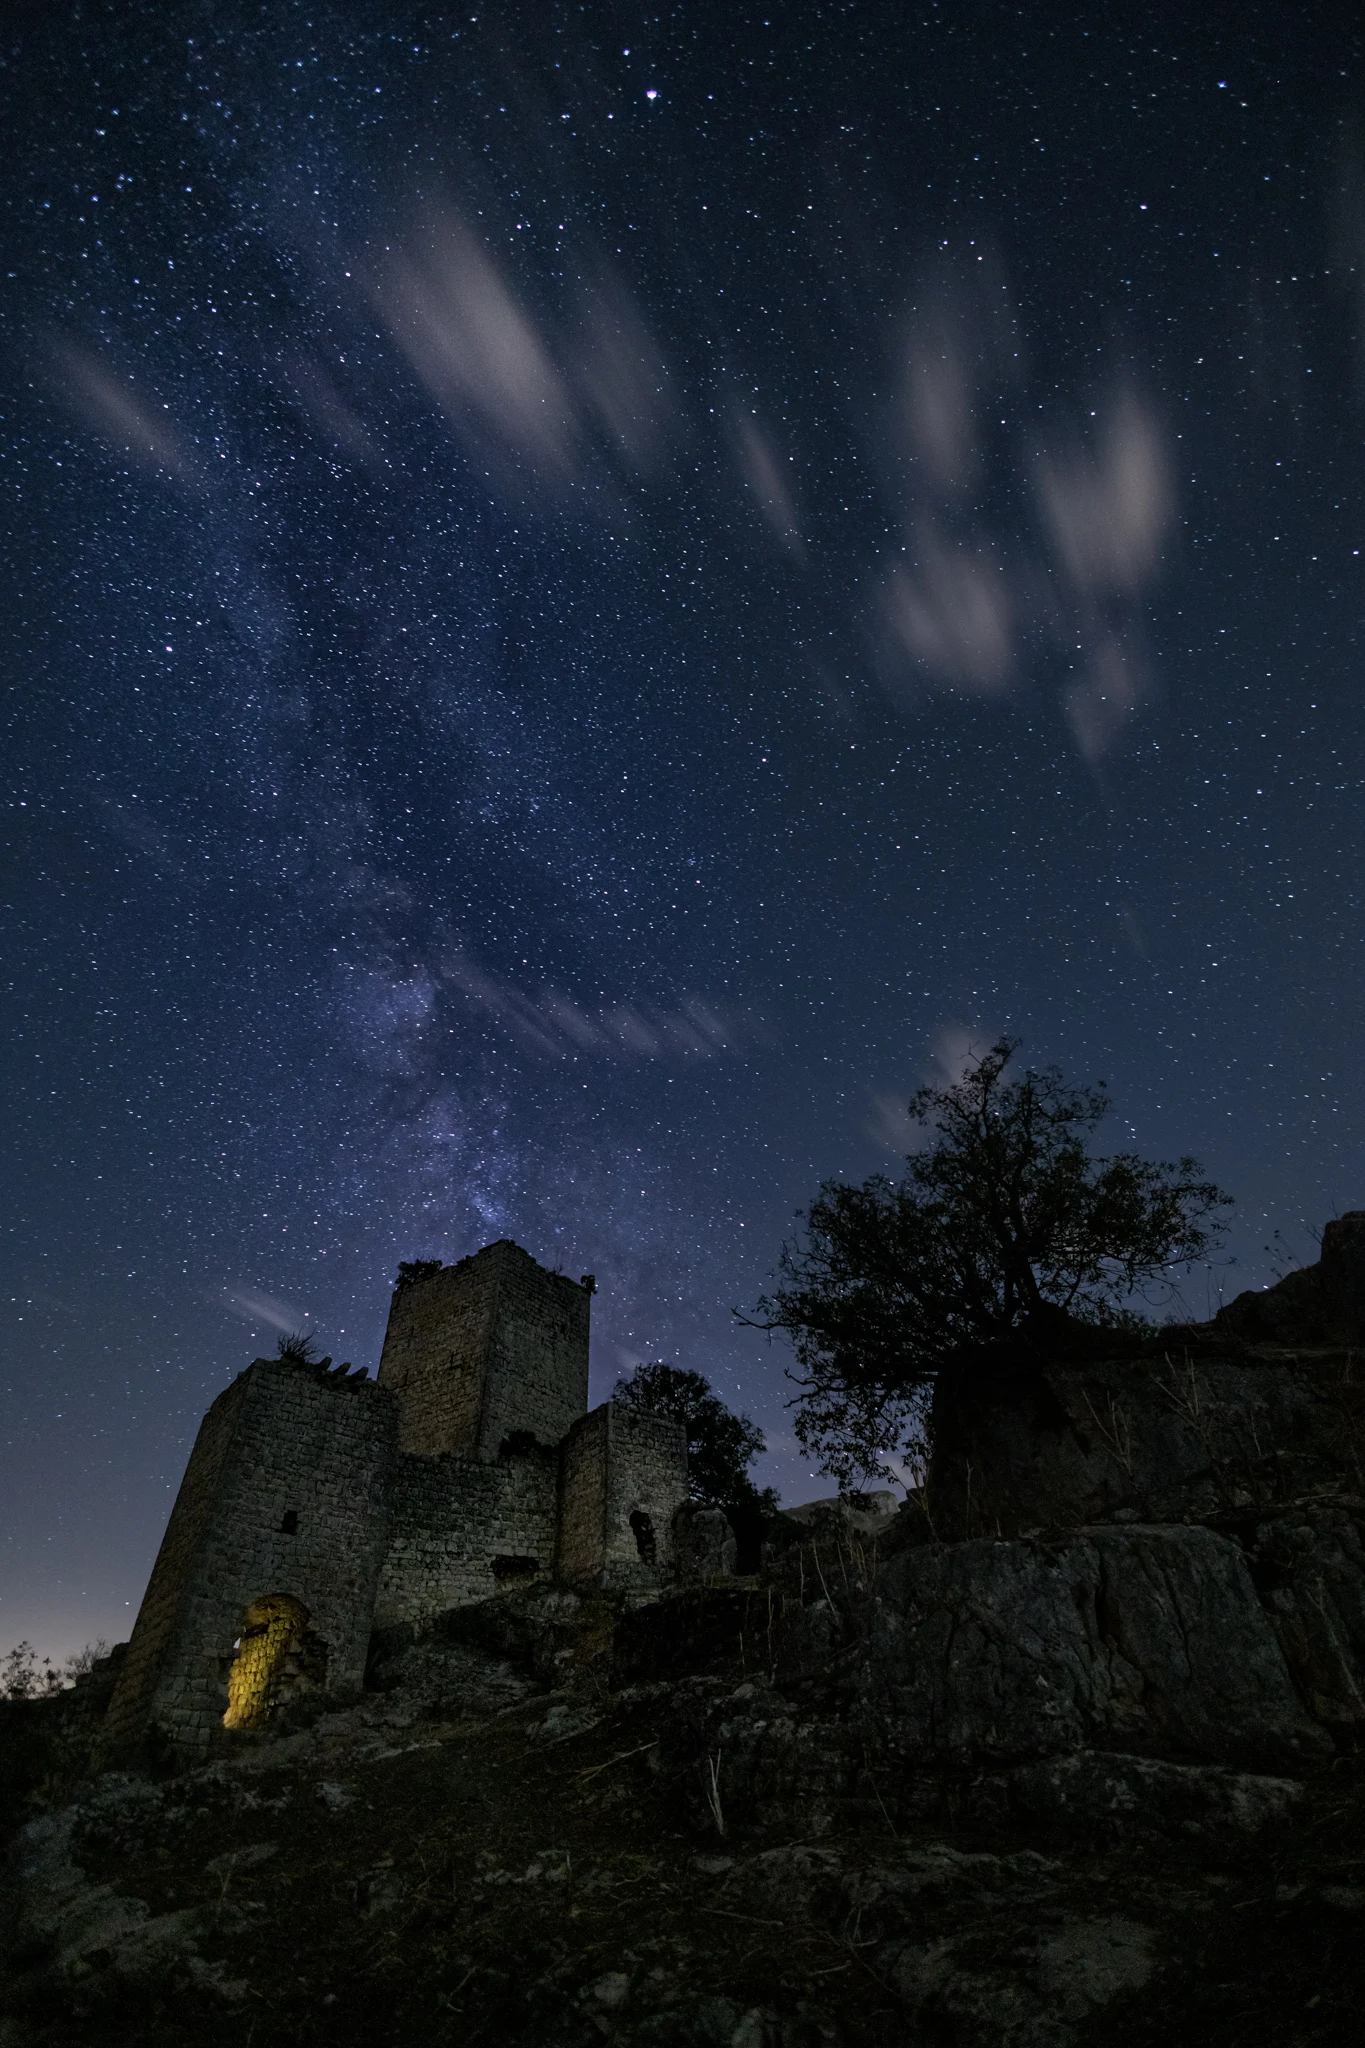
top-left (50, 341), bottom-right (196, 480)
top-left (866, 1023), bottom-right (994, 1155)
top-left (1035, 392), bottom-right (1174, 597)
top-left (866, 240), bottom-right (1176, 764)
top-left (215, 1285), bottom-right (310, 1335)
top-left (881, 529), bottom-right (1014, 694)
top-left (735, 416), bottom-right (804, 554)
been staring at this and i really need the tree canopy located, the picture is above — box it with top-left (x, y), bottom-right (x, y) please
top-left (754, 1038), bottom-right (1231, 1485)
top-left (612, 1363), bottom-right (778, 1517)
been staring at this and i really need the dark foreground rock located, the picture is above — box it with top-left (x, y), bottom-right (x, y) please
top-left (861, 1523), bottom-right (1328, 1768)
top-left (2, 1613), bottom-right (1364, 2048)
top-left (6, 1521), bottom-right (1365, 2048)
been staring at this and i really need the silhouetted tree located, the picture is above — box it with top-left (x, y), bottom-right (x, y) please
top-left (753, 1038), bottom-right (1231, 1484)
top-left (613, 1363), bottom-right (779, 1521)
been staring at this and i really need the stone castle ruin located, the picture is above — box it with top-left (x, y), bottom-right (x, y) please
top-left (105, 1241), bottom-right (688, 1752)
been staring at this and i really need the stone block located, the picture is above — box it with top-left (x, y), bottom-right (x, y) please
top-left (674, 1503), bottom-right (738, 1582)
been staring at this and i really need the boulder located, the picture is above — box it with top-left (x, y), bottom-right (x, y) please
top-left (979, 1749), bottom-right (1305, 1840)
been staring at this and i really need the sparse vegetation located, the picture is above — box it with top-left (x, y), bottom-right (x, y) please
top-left (396, 1258), bottom-right (444, 1290)
top-left (0, 1637), bottom-right (108, 1701)
top-left (275, 1328), bottom-right (322, 1365)
top-left (0, 1639), bottom-right (118, 1844)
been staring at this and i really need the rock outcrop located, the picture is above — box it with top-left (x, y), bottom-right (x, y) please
top-left (1215, 1210), bottom-right (1365, 1346)
top-left (659, 1214), bottom-right (1365, 1851)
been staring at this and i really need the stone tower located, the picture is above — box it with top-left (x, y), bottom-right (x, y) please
top-left (376, 1239), bottom-right (591, 1459)
top-left (103, 1360), bottom-right (395, 1753)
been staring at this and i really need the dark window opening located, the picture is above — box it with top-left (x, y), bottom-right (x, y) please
top-left (728, 1503), bottom-right (766, 1576)
top-left (629, 1509), bottom-right (657, 1565)
top-left (498, 1429), bottom-right (538, 1458)
top-left (492, 1554), bottom-right (539, 1581)
top-left (280, 1510), bottom-right (298, 1536)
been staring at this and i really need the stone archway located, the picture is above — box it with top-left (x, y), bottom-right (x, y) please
top-left (222, 1594), bottom-right (313, 1730)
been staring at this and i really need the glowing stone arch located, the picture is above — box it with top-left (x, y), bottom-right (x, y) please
top-left (222, 1593), bottom-right (312, 1730)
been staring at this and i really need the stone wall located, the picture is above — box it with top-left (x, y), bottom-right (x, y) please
top-left (376, 1241), bottom-right (591, 1460)
top-left (376, 1252), bottom-right (497, 1457)
top-left (104, 1373), bottom-right (253, 1750)
top-left (108, 1360), bottom-right (396, 1751)
top-left (557, 1402), bottom-right (688, 1590)
top-left (373, 1444), bottom-right (559, 1626)
top-left (556, 1406), bottom-right (610, 1582)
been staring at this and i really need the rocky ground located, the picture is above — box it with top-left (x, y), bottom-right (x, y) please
top-left (3, 1565), bottom-right (1364, 2048)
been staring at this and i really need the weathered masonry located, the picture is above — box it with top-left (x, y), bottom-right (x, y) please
top-left (105, 1241), bottom-right (687, 1752)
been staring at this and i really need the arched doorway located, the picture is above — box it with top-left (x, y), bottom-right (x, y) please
top-left (222, 1594), bottom-right (316, 1730)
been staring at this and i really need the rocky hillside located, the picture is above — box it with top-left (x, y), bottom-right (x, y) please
top-left (6, 1223), bottom-right (1365, 2046)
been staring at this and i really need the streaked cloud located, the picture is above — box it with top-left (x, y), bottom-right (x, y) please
top-left (1063, 635), bottom-right (1149, 766)
top-left (287, 358), bottom-right (389, 472)
top-left (50, 341), bottom-right (196, 479)
top-left (441, 951), bottom-right (758, 1062)
top-left (216, 1285), bottom-right (310, 1335)
top-left (903, 332), bottom-right (977, 491)
top-left (338, 934), bottom-right (765, 1081)
top-left (866, 1024), bottom-right (994, 1155)
top-left (369, 210), bottom-right (677, 506)
top-left (927, 1021), bottom-right (994, 1089)
top-left (373, 212), bottom-right (578, 481)
top-left (735, 416), bottom-right (804, 554)
top-left (866, 1090), bottom-right (920, 1155)
top-left (881, 529), bottom-right (1013, 693)
top-left (1035, 392), bottom-right (1174, 596)
top-left (574, 276), bottom-right (675, 469)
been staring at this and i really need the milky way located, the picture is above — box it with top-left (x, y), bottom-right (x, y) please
top-left (4, 4), bottom-right (1364, 1658)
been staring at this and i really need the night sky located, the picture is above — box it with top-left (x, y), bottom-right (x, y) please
top-left (4, 3), bottom-right (1364, 1662)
